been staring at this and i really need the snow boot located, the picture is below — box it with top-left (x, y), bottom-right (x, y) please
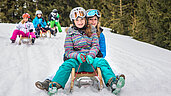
top-left (51, 30), bottom-right (56, 36)
top-left (48, 82), bottom-right (62, 96)
top-left (53, 32), bottom-right (56, 36)
top-left (108, 74), bottom-right (125, 95)
top-left (31, 38), bottom-right (35, 44)
top-left (55, 28), bottom-right (57, 34)
top-left (10, 39), bottom-right (15, 43)
top-left (35, 79), bottom-right (51, 91)
top-left (35, 32), bottom-right (40, 38)
top-left (36, 35), bottom-right (39, 38)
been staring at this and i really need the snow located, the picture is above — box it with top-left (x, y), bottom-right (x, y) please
top-left (0, 23), bottom-right (171, 96)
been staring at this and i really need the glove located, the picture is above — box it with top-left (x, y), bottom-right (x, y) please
top-left (55, 20), bottom-right (59, 22)
top-left (47, 21), bottom-right (50, 26)
top-left (86, 55), bottom-right (94, 64)
top-left (77, 53), bottom-right (86, 63)
top-left (29, 29), bottom-right (33, 32)
top-left (37, 24), bottom-right (41, 28)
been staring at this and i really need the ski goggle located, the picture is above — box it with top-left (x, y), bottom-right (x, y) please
top-left (69, 7), bottom-right (86, 21)
top-left (73, 11), bottom-right (85, 20)
top-left (70, 11), bottom-right (85, 21)
top-left (86, 9), bottom-right (101, 18)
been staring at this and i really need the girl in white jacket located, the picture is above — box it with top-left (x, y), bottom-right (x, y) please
top-left (10, 13), bottom-right (36, 44)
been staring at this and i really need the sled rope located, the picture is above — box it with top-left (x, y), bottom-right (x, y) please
top-left (73, 54), bottom-right (86, 82)
top-left (38, 25), bottom-right (46, 33)
top-left (90, 64), bottom-right (101, 81)
top-left (73, 54), bottom-right (101, 82)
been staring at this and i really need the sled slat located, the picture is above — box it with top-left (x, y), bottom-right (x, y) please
top-left (70, 68), bottom-right (75, 92)
top-left (70, 67), bottom-right (103, 91)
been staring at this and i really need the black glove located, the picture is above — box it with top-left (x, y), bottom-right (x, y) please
top-left (55, 17), bottom-right (58, 20)
top-left (96, 50), bottom-right (103, 58)
top-left (29, 29), bottom-right (33, 32)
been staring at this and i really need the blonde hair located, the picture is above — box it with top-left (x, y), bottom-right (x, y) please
top-left (82, 19), bottom-right (93, 37)
top-left (65, 24), bottom-right (73, 32)
top-left (84, 24), bottom-right (93, 37)
top-left (21, 20), bottom-right (26, 24)
top-left (96, 22), bottom-right (101, 38)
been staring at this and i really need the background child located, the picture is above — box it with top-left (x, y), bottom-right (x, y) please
top-left (48, 9), bottom-right (62, 34)
top-left (33, 10), bottom-right (54, 38)
top-left (10, 13), bottom-right (36, 44)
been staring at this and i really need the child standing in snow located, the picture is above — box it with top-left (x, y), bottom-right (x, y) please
top-left (48, 9), bottom-right (62, 34)
top-left (10, 13), bottom-right (36, 44)
top-left (32, 10), bottom-right (54, 38)
top-left (46, 7), bottom-right (125, 95)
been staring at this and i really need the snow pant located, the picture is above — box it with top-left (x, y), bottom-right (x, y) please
top-left (10, 29), bottom-right (36, 40)
top-left (52, 58), bottom-right (116, 88)
top-left (50, 21), bottom-right (62, 32)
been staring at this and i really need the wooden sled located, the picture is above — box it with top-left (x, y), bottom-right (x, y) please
top-left (70, 67), bottom-right (103, 92)
top-left (40, 30), bottom-right (51, 38)
top-left (19, 34), bottom-right (32, 45)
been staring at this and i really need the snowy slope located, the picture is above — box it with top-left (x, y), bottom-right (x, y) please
top-left (0, 23), bottom-right (170, 96)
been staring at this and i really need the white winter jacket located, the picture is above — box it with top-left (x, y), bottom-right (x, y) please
top-left (16, 21), bottom-right (35, 34)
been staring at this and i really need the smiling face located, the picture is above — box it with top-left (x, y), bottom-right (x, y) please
top-left (74, 17), bottom-right (86, 28)
top-left (37, 14), bottom-right (42, 18)
top-left (88, 16), bottom-right (98, 27)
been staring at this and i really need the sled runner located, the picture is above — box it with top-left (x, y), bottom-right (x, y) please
top-left (70, 67), bottom-right (103, 92)
top-left (40, 30), bottom-right (51, 38)
top-left (19, 34), bottom-right (32, 45)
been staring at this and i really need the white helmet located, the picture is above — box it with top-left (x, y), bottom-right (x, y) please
top-left (36, 10), bottom-right (42, 15)
top-left (52, 9), bottom-right (58, 13)
top-left (69, 7), bottom-right (86, 21)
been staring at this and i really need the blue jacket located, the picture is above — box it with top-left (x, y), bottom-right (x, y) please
top-left (32, 16), bottom-right (47, 29)
top-left (99, 28), bottom-right (106, 58)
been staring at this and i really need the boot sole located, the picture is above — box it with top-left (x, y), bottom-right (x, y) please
top-left (35, 81), bottom-right (45, 90)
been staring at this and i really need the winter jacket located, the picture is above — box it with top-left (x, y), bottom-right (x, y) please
top-left (48, 12), bottom-right (60, 22)
top-left (99, 27), bottom-right (106, 58)
top-left (16, 21), bottom-right (34, 34)
top-left (64, 26), bottom-right (100, 59)
top-left (48, 12), bottom-right (62, 32)
top-left (32, 16), bottom-right (47, 29)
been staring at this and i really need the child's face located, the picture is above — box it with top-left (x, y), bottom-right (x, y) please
top-left (53, 13), bottom-right (57, 16)
top-left (88, 16), bottom-right (98, 27)
top-left (37, 14), bottom-right (42, 18)
top-left (23, 17), bottom-right (28, 22)
top-left (74, 17), bottom-right (86, 28)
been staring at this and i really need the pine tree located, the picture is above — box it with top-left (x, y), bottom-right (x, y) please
top-left (104, 0), bottom-right (132, 35)
top-left (0, 0), bottom-right (170, 50)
